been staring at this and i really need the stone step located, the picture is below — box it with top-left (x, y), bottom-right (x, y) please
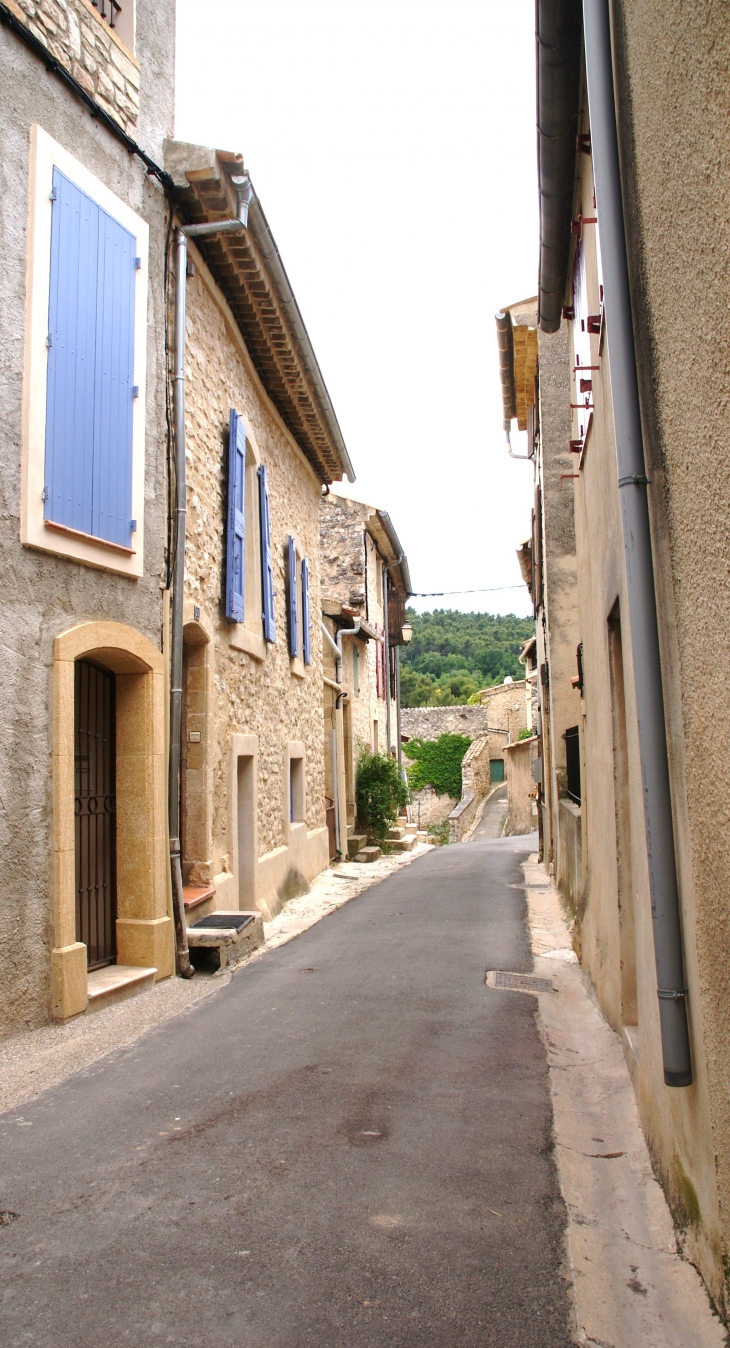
top-left (87, 964), bottom-right (157, 1013)
top-left (417, 830), bottom-right (428, 841)
top-left (387, 825), bottom-right (405, 841)
top-left (187, 911), bottom-right (264, 973)
top-left (354, 846), bottom-right (381, 863)
top-left (390, 834), bottom-right (416, 852)
top-left (347, 833), bottom-right (368, 858)
top-left (404, 823), bottom-right (418, 836)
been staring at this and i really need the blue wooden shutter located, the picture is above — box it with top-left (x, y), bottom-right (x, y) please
top-left (258, 464), bottom-right (276, 642)
top-left (301, 558), bottom-right (311, 665)
top-left (226, 409), bottom-right (246, 621)
top-left (287, 535), bottom-right (299, 657)
top-left (45, 168), bottom-right (136, 547)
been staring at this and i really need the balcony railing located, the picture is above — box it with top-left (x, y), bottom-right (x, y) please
top-left (92, 0), bottom-right (122, 30)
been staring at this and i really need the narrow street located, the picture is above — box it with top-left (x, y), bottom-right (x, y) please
top-left (1, 838), bottom-right (574, 1348)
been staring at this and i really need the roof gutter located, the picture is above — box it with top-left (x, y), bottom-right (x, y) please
top-left (536, 0), bottom-right (583, 333)
top-left (248, 196), bottom-right (355, 484)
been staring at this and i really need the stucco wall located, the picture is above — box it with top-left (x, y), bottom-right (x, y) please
top-left (182, 248), bottom-right (327, 910)
top-left (611, 1), bottom-right (730, 1311)
top-left (536, 319), bottom-right (581, 872)
top-left (545, 31), bottom-right (729, 1312)
top-left (0, 1), bottom-right (173, 1035)
top-left (504, 737), bottom-right (538, 837)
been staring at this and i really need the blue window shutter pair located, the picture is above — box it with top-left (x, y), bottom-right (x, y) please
top-left (301, 558), bottom-right (311, 665)
top-left (45, 168), bottom-right (136, 547)
top-left (287, 535), bottom-right (299, 657)
top-left (226, 409), bottom-right (246, 621)
top-left (259, 464), bottom-right (276, 642)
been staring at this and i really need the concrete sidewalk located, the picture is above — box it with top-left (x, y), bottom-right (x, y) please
top-left (521, 850), bottom-right (726, 1347)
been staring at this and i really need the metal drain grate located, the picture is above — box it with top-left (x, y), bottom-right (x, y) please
top-left (488, 970), bottom-right (554, 994)
top-left (191, 913), bottom-right (255, 933)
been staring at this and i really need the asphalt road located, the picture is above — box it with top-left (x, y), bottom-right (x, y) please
top-left (1, 834), bottom-right (573, 1347)
top-left (470, 784), bottom-right (508, 841)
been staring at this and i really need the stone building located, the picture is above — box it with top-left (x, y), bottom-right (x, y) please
top-left (164, 142), bottom-right (354, 922)
top-left (0, 0), bottom-right (175, 1031)
top-left (320, 492), bottom-right (411, 855)
top-left (502, 0), bottom-right (730, 1319)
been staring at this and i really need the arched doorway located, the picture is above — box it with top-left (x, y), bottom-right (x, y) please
top-left (74, 659), bottom-right (117, 968)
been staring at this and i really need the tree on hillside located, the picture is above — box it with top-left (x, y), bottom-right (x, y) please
top-left (400, 609), bottom-right (534, 707)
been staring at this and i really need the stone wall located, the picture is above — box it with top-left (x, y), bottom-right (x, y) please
top-left (407, 786), bottom-right (457, 830)
top-left (0, 3), bottom-right (173, 1034)
top-left (402, 681), bottom-right (530, 743)
top-left (7, 0), bottom-right (140, 133)
top-left (183, 249), bottom-right (327, 898)
top-left (401, 705), bottom-right (493, 739)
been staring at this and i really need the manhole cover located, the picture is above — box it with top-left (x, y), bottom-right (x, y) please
top-left (487, 970), bottom-right (554, 994)
top-left (191, 913), bottom-right (254, 933)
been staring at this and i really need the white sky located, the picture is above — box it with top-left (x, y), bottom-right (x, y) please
top-left (175, 0), bottom-right (537, 617)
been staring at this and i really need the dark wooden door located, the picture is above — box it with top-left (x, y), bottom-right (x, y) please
top-left (75, 659), bottom-right (117, 968)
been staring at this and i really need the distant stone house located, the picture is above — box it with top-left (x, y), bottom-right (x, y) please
top-left (163, 142), bottom-right (355, 922)
top-left (320, 493), bottom-right (411, 855)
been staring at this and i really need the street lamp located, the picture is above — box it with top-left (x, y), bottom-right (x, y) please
top-left (401, 622), bottom-right (413, 644)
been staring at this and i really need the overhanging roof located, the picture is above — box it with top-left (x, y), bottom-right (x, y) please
top-left (164, 140), bottom-right (354, 485)
top-left (495, 298), bottom-right (538, 433)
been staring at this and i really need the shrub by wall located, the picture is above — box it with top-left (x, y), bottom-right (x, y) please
top-left (405, 733), bottom-right (472, 799)
top-left (356, 750), bottom-right (408, 842)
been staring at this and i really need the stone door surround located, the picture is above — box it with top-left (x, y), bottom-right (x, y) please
top-left (51, 621), bottom-right (173, 1019)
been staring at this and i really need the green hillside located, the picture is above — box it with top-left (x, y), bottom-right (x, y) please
top-left (400, 608), bottom-right (535, 707)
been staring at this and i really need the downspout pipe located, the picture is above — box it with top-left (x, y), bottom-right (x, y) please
top-left (383, 555), bottom-right (405, 756)
top-left (169, 177), bottom-right (253, 978)
top-left (583, 0), bottom-right (692, 1086)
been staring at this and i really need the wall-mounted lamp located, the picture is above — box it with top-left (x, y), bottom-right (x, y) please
top-left (401, 622), bottom-right (413, 644)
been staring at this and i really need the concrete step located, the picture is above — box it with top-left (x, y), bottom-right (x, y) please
top-left (347, 833), bottom-right (368, 858)
top-left (354, 846), bottom-right (381, 863)
top-left (87, 964), bottom-right (157, 1013)
top-left (390, 835), bottom-right (416, 852)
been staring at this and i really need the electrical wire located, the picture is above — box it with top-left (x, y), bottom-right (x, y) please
top-left (410, 585), bottom-right (526, 597)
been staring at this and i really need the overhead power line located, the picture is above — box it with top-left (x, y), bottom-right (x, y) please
top-left (410, 585), bottom-right (526, 597)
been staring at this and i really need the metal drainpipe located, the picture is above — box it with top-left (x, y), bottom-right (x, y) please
top-left (383, 556), bottom-right (404, 756)
top-left (169, 177), bottom-right (253, 978)
top-left (395, 645), bottom-right (403, 772)
top-left (583, 0), bottom-right (692, 1086)
top-left (382, 567), bottom-right (391, 754)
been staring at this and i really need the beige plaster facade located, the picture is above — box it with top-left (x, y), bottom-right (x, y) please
top-left (511, 3), bottom-right (730, 1319)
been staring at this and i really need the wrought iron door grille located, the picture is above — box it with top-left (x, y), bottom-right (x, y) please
top-left (75, 660), bottom-right (117, 968)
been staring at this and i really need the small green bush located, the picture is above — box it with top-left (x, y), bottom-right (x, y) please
top-left (356, 750), bottom-right (408, 843)
top-left (517, 726), bottom-right (534, 741)
top-left (405, 733), bottom-right (471, 799)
